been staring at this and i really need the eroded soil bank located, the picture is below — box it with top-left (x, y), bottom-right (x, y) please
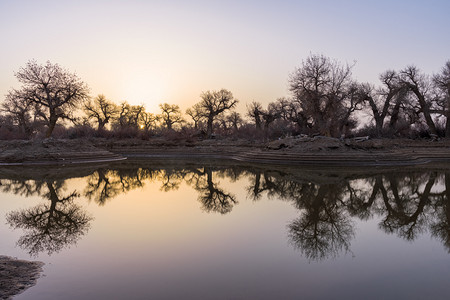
top-left (0, 139), bottom-right (124, 165)
top-left (96, 136), bottom-right (450, 167)
top-left (1, 137), bottom-right (450, 167)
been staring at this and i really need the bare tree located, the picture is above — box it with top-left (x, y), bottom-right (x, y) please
top-left (361, 71), bottom-right (409, 136)
top-left (433, 61), bottom-right (450, 136)
top-left (186, 103), bottom-right (204, 130)
top-left (261, 101), bottom-right (282, 134)
top-left (275, 97), bottom-right (310, 132)
top-left (159, 103), bottom-right (184, 130)
top-left (399, 66), bottom-right (438, 135)
top-left (117, 102), bottom-right (130, 128)
top-left (7, 60), bottom-right (89, 137)
top-left (216, 113), bottom-right (230, 132)
top-left (289, 54), bottom-right (362, 137)
top-left (2, 91), bottom-right (38, 136)
top-left (198, 89), bottom-right (238, 137)
top-left (226, 111), bottom-right (243, 131)
top-left (115, 101), bottom-right (145, 129)
top-left (83, 94), bottom-right (118, 130)
top-left (139, 111), bottom-right (159, 132)
top-left (246, 101), bottom-right (263, 130)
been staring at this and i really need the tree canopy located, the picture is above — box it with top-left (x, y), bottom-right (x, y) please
top-left (196, 89), bottom-right (238, 137)
top-left (2, 57), bottom-right (450, 140)
top-left (7, 60), bottom-right (89, 137)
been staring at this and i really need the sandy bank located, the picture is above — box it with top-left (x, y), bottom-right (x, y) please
top-left (0, 139), bottom-right (125, 166)
top-left (98, 136), bottom-right (450, 167)
top-left (1, 137), bottom-right (449, 167)
top-left (0, 256), bottom-right (44, 300)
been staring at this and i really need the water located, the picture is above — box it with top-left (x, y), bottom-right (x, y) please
top-left (1, 160), bottom-right (450, 299)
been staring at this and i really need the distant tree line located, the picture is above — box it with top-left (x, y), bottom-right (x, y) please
top-left (1, 55), bottom-right (449, 140)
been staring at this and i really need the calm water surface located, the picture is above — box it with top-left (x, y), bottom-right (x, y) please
top-left (1, 160), bottom-right (450, 299)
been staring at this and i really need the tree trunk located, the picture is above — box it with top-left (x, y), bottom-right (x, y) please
top-left (446, 111), bottom-right (450, 138)
top-left (375, 116), bottom-right (384, 137)
top-left (411, 87), bottom-right (438, 135)
top-left (98, 120), bottom-right (106, 131)
top-left (389, 99), bottom-right (402, 130)
top-left (46, 116), bottom-right (58, 138)
top-left (206, 117), bottom-right (214, 137)
top-left (255, 115), bottom-right (262, 131)
top-left (18, 116), bottom-right (31, 137)
top-left (446, 97), bottom-right (450, 137)
top-left (263, 122), bottom-right (270, 140)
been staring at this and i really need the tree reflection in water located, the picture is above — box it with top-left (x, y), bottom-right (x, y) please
top-left (82, 165), bottom-right (237, 214)
top-left (246, 171), bottom-right (355, 261)
top-left (5, 180), bottom-right (92, 256)
top-left (84, 167), bottom-right (152, 205)
top-left (287, 183), bottom-right (355, 261)
top-left (430, 172), bottom-right (450, 251)
top-left (246, 169), bottom-right (450, 261)
top-left (3, 163), bottom-right (450, 260)
top-left (188, 167), bottom-right (237, 214)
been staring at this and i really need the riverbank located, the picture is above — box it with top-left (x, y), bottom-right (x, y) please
top-left (96, 136), bottom-right (450, 167)
top-left (1, 137), bottom-right (450, 167)
top-left (0, 256), bottom-right (44, 300)
top-left (0, 139), bottom-right (125, 166)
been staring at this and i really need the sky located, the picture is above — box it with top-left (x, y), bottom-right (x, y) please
top-left (0, 0), bottom-right (449, 115)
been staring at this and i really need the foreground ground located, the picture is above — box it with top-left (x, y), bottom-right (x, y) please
top-left (0, 256), bottom-right (43, 300)
top-left (0, 136), bottom-right (449, 167)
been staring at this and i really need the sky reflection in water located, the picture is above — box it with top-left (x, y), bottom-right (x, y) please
top-left (1, 161), bottom-right (450, 299)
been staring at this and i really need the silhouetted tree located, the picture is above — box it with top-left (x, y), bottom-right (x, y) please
top-left (198, 89), bottom-right (238, 137)
top-left (361, 70), bottom-right (406, 136)
top-left (399, 66), bottom-right (438, 135)
top-left (246, 101), bottom-right (263, 130)
top-left (275, 97), bottom-right (310, 132)
top-left (83, 94), bottom-right (119, 130)
top-left (261, 101), bottom-right (282, 136)
top-left (139, 111), bottom-right (159, 132)
top-left (289, 54), bottom-right (362, 137)
top-left (6, 60), bottom-right (89, 137)
top-left (216, 113), bottom-right (230, 132)
top-left (2, 91), bottom-right (38, 136)
top-left (186, 103), bottom-right (204, 130)
top-left (159, 103), bottom-right (184, 130)
top-left (115, 101), bottom-right (145, 129)
top-left (433, 61), bottom-right (450, 136)
top-left (226, 111), bottom-right (243, 131)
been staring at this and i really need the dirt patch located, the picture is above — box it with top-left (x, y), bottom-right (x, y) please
top-left (0, 139), bottom-right (125, 165)
top-left (0, 256), bottom-right (44, 300)
top-left (267, 136), bottom-right (345, 151)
